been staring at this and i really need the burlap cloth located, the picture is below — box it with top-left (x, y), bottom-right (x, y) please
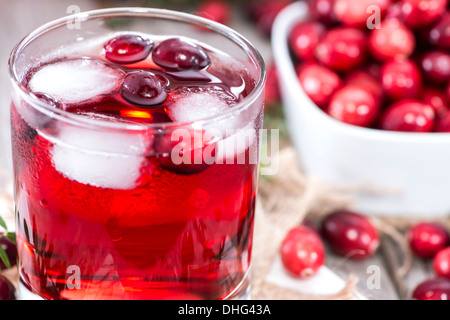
top-left (1, 146), bottom-right (449, 300)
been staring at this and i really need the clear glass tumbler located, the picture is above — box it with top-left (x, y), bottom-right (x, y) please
top-left (9, 8), bottom-right (265, 300)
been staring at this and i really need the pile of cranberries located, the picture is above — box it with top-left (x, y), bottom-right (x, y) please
top-left (280, 210), bottom-right (379, 279)
top-left (408, 221), bottom-right (450, 300)
top-left (0, 232), bottom-right (17, 300)
top-left (289, 0), bottom-right (450, 132)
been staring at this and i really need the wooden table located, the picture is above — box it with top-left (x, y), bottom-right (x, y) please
top-left (0, 0), bottom-right (435, 300)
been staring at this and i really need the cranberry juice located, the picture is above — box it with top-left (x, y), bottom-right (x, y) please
top-left (11, 34), bottom-right (261, 299)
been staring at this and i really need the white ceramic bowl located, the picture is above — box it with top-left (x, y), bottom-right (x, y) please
top-left (272, 1), bottom-right (450, 218)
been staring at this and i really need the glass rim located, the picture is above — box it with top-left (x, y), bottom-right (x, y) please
top-left (8, 7), bottom-right (266, 131)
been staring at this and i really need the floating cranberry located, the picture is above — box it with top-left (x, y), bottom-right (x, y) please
top-left (280, 226), bottom-right (325, 278)
top-left (321, 210), bottom-right (380, 260)
top-left (412, 278), bottom-right (450, 300)
top-left (381, 100), bottom-right (435, 132)
top-left (289, 21), bottom-right (326, 61)
top-left (0, 275), bottom-right (15, 300)
top-left (433, 247), bottom-right (450, 279)
top-left (120, 71), bottom-right (168, 108)
top-left (422, 87), bottom-right (449, 119)
top-left (333, 0), bottom-right (391, 28)
top-left (0, 235), bottom-right (17, 270)
top-left (152, 38), bottom-right (210, 71)
top-left (327, 84), bottom-right (381, 127)
top-left (104, 34), bottom-right (153, 64)
top-left (429, 13), bottom-right (450, 49)
top-left (368, 19), bottom-right (416, 61)
top-left (156, 130), bottom-right (217, 175)
top-left (420, 51), bottom-right (450, 85)
top-left (315, 27), bottom-right (367, 72)
top-left (308, 0), bottom-right (337, 25)
top-left (381, 59), bottom-right (422, 101)
top-left (408, 222), bottom-right (449, 258)
top-left (346, 70), bottom-right (383, 101)
top-left (297, 63), bottom-right (343, 108)
top-left (196, 0), bottom-right (231, 25)
top-left (401, 0), bottom-right (448, 29)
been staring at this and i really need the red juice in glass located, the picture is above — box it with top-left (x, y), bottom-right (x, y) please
top-left (9, 9), bottom-right (265, 300)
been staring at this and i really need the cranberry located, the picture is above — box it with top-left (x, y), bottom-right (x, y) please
top-left (321, 210), bottom-right (380, 260)
top-left (120, 71), bottom-right (168, 108)
top-left (0, 275), bottom-right (15, 300)
top-left (333, 0), bottom-right (391, 28)
top-left (280, 226), bottom-right (325, 278)
top-left (327, 84), bottom-right (381, 127)
top-left (264, 62), bottom-right (281, 108)
top-left (435, 112), bottom-right (450, 132)
top-left (401, 0), bottom-right (448, 29)
top-left (381, 59), bottom-right (422, 101)
top-left (385, 2), bottom-right (403, 19)
top-left (196, 0), bottom-right (231, 25)
top-left (420, 51), bottom-right (450, 85)
top-left (289, 21), bottom-right (326, 61)
top-left (447, 81), bottom-right (450, 103)
top-left (422, 87), bottom-right (449, 119)
top-left (315, 27), bottom-right (367, 72)
top-left (297, 63), bottom-right (343, 108)
top-left (368, 19), bottom-right (416, 61)
top-left (408, 222), bottom-right (449, 258)
top-left (429, 13), bottom-right (450, 49)
top-left (246, 0), bottom-right (292, 36)
top-left (152, 38), bottom-right (210, 71)
top-left (104, 34), bottom-right (153, 64)
top-left (156, 130), bottom-right (217, 175)
top-left (381, 100), bottom-right (435, 132)
top-left (0, 235), bottom-right (17, 270)
top-left (412, 278), bottom-right (450, 300)
top-left (346, 70), bottom-right (383, 101)
top-left (308, 0), bottom-right (337, 25)
top-left (433, 247), bottom-right (450, 279)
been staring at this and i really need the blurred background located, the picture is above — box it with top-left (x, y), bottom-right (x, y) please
top-left (0, 0), bottom-right (289, 171)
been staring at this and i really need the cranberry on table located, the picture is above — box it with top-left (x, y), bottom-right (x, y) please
top-left (104, 34), bottom-right (153, 64)
top-left (246, 0), bottom-right (291, 36)
top-left (327, 84), bottom-right (381, 127)
top-left (152, 38), bottom-right (210, 71)
top-left (0, 275), bottom-right (15, 300)
top-left (401, 0), bottom-right (448, 29)
top-left (315, 27), bottom-right (367, 72)
top-left (289, 21), bottom-right (326, 61)
top-left (381, 59), bottom-right (422, 101)
top-left (422, 87), bottom-right (449, 119)
top-left (297, 63), bottom-right (343, 108)
top-left (447, 81), bottom-right (450, 104)
top-left (196, 0), bottom-right (231, 25)
top-left (346, 70), bottom-right (383, 101)
top-left (368, 19), bottom-right (416, 61)
top-left (408, 222), bottom-right (449, 258)
top-left (420, 51), bottom-right (450, 84)
top-left (412, 278), bottom-right (450, 300)
top-left (321, 210), bottom-right (380, 260)
top-left (333, 0), bottom-right (391, 28)
top-left (381, 100), bottom-right (435, 132)
top-left (121, 71), bottom-right (168, 107)
top-left (280, 225), bottom-right (325, 279)
top-left (435, 112), bottom-right (450, 132)
top-left (433, 247), bottom-right (450, 279)
top-left (308, 0), bottom-right (336, 25)
top-left (428, 13), bottom-right (450, 49)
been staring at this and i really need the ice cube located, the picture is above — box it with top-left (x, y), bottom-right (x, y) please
top-left (51, 125), bottom-right (149, 190)
top-left (29, 58), bottom-right (125, 106)
top-left (215, 123), bottom-right (258, 164)
top-left (165, 86), bottom-right (237, 123)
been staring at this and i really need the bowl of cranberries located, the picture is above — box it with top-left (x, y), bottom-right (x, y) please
top-left (272, 0), bottom-right (450, 217)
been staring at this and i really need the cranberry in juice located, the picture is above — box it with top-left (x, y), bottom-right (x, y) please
top-left (11, 34), bottom-right (262, 299)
